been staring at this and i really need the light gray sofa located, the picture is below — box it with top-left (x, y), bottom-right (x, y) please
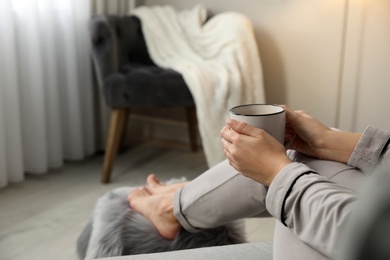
top-left (97, 241), bottom-right (272, 260)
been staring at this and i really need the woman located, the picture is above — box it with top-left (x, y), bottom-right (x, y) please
top-left (128, 105), bottom-right (390, 259)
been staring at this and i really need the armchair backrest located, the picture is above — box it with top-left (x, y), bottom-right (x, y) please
top-left (88, 15), bottom-right (154, 87)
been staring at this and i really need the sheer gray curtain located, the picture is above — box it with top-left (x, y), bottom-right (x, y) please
top-left (0, 0), bottom-right (94, 189)
top-left (0, 0), bottom-right (136, 189)
top-left (93, 0), bottom-right (136, 15)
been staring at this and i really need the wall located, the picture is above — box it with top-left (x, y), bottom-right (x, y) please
top-left (338, 0), bottom-right (390, 132)
top-left (129, 0), bottom-right (390, 146)
top-left (142, 0), bottom-right (347, 128)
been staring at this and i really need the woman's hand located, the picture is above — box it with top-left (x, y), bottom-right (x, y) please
top-left (283, 105), bottom-right (332, 159)
top-left (283, 105), bottom-right (361, 163)
top-left (221, 119), bottom-right (291, 186)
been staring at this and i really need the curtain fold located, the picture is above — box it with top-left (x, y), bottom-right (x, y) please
top-left (0, 0), bottom-right (25, 186)
top-left (0, 0), bottom-right (96, 188)
top-left (93, 0), bottom-right (136, 15)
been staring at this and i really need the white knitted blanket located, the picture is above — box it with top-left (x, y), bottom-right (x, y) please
top-left (131, 5), bottom-right (265, 167)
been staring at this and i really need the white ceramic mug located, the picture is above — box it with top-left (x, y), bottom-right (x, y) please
top-left (229, 104), bottom-right (286, 144)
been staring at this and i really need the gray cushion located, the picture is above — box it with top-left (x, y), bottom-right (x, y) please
top-left (77, 187), bottom-right (246, 259)
top-left (104, 67), bottom-right (194, 108)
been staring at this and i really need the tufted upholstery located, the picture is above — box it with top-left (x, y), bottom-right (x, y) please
top-left (89, 15), bottom-right (198, 183)
top-left (89, 15), bottom-right (195, 109)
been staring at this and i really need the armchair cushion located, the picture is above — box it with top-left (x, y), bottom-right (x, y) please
top-left (77, 186), bottom-right (246, 259)
top-left (104, 66), bottom-right (194, 108)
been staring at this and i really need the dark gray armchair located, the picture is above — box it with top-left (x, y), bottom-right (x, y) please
top-left (89, 15), bottom-right (198, 183)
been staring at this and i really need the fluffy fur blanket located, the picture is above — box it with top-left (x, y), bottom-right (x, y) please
top-left (131, 5), bottom-right (265, 167)
top-left (77, 186), bottom-right (246, 259)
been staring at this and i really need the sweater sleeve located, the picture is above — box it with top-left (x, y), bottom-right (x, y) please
top-left (348, 125), bottom-right (390, 174)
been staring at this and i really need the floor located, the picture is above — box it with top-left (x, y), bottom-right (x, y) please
top-left (0, 139), bottom-right (275, 260)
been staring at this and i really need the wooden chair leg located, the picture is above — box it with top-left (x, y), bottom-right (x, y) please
top-left (117, 108), bottom-right (130, 154)
top-left (101, 108), bottom-right (128, 184)
top-left (186, 106), bottom-right (198, 152)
